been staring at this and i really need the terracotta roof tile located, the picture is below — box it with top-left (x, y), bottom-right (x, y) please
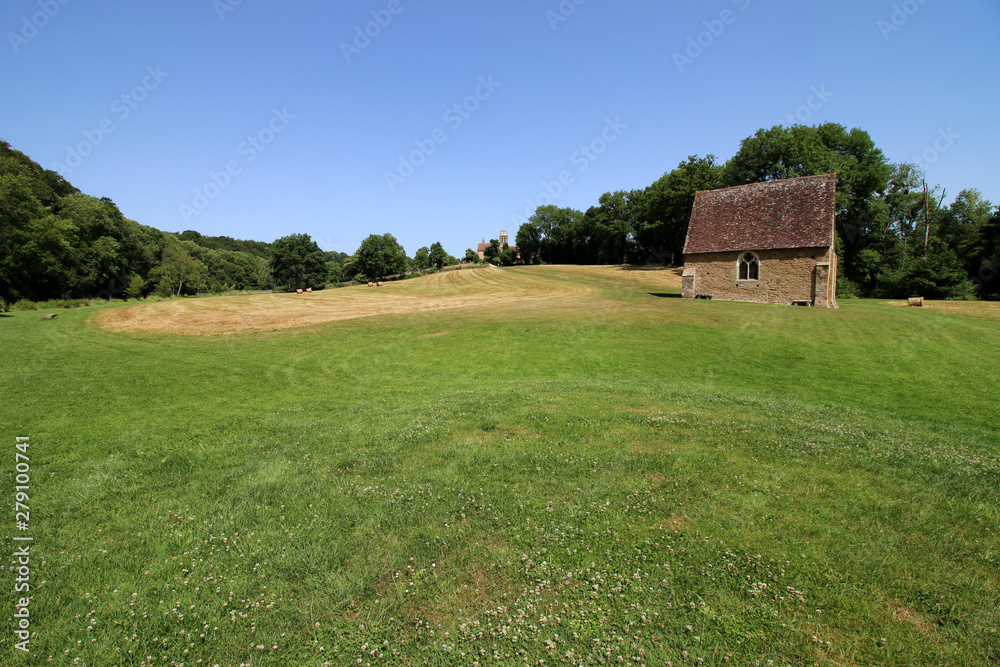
top-left (683, 174), bottom-right (836, 254)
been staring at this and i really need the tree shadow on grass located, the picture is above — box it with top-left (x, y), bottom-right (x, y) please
top-left (621, 265), bottom-right (682, 272)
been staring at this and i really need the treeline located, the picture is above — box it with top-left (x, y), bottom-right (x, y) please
top-left (5, 126), bottom-right (997, 303)
top-left (0, 140), bottom-right (457, 303)
top-left (515, 124), bottom-right (1000, 300)
top-left (0, 140), bottom-right (276, 301)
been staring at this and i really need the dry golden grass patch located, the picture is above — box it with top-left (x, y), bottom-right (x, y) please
top-left (646, 472), bottom-right (666, 485)
top-left (590, 264), bottom-right (683, 290)
top-left (886, 299), bottom-right (1000, 320)
top-left (667, 512), bottom-right (688, 531)
top-left (459, 427), bottom-right (542, 450)
top-left (413, 563), bottom-right (515, 627)
top-left (96, 265), bottom-right (590, 336)
top-left (518, 264), bottom-right (683, 292)
top-left (892, 605), bottom-right (940, 638)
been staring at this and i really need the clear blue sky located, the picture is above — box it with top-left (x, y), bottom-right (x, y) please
top-left (2, 0), bottom-right (998, 258)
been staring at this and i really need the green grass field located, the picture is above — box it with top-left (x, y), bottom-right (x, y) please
top-left (2, 266), bottom-right (998, 666)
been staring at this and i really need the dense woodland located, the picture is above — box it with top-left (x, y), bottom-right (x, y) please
top-left (0, 140), bottom-right (456, 303)
top-left (1, 123), bottom-right (998, 304)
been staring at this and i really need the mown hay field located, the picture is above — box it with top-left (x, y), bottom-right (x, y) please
top-left (2, 265), bottom-right (998, 666)
top-left (884, 298), bottom-right (1000, 321)
top-left (96, 265), bottom-right (607, 336)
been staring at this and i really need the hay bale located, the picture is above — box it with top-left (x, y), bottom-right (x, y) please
top-left (305, 288), bottom-right (312, 293)
top-left (367, 282), bottom-right (374, 287)
top-left (908, 296), bottom-right (924, 307)
top-left (296, 289), bottom-right (303, 294)
top-left (44, 313), bottom-right (58, 320)
top-left (377, 281), bottom-right (383, 287)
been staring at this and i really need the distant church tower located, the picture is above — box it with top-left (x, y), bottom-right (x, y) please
top-left (476, 230), bottom-right (517, 260)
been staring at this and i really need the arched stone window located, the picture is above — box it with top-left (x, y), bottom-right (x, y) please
top-left (738, 252), bottom-right (759, 281)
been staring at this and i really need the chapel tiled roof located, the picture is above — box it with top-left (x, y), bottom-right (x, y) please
top-left (682, 174), bottom-right (836, 254)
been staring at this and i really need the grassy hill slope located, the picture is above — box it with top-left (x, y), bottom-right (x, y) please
top-left (1, 266), bottom-right (997, 666)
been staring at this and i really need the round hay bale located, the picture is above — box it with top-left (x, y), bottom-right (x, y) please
top-left (908, 296), bottom-right (924, 307)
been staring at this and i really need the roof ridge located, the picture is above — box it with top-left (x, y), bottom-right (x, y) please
top-left (683, 174), bottom-right (836, 255)
top-left (696, 172), bottom-right (836, 195)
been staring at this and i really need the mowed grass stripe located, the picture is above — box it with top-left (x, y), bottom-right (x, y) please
top-left (94, 265), bottom-right (594, 336)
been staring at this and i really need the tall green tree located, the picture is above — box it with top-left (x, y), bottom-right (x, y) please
top-left (326, 261), bottom-right (345, 285)
top-left (882, 163), bottom-right (926, 251)
top-left (482, 239), bottom-right (500, 263)
top-left (725, 123), bottom-right (892, 290)
top-left (878, 237), bottom-right (976, 300)
top-left (518, 206), bottom-right (588, 264)
top-left (149, 240), bottom-right (207, 296)
top-left (0, 173), bottom-right (50, 300)
top-left (939, 189), bottom-right (994, 275)
top-left (323, 251), bottom-right (349, 286)
top-left (428, 241), bottom-right (451, 269)
top-left (515, 221), bottom-right (542, 264)
top-left (587, 190), bottom-right (642, 264)
top-left (352, 233), bottom-right (407, 281)
top-left (976, 208), bottom-right (1000, 299)
top-left (868, 166), bottom-right (987, 299)
top-left (411, 246), bottom-right (430, 271)
top-left (253, 256), bottom-right (273, 290)
top-left (638, 155), bottom-right (723, 264)
top-left (269, 234), bottom-right (327, 291)
top-left (58, 195), bottom-right (127, 296)
top-left (8, 214), bottom-right (78, 300)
